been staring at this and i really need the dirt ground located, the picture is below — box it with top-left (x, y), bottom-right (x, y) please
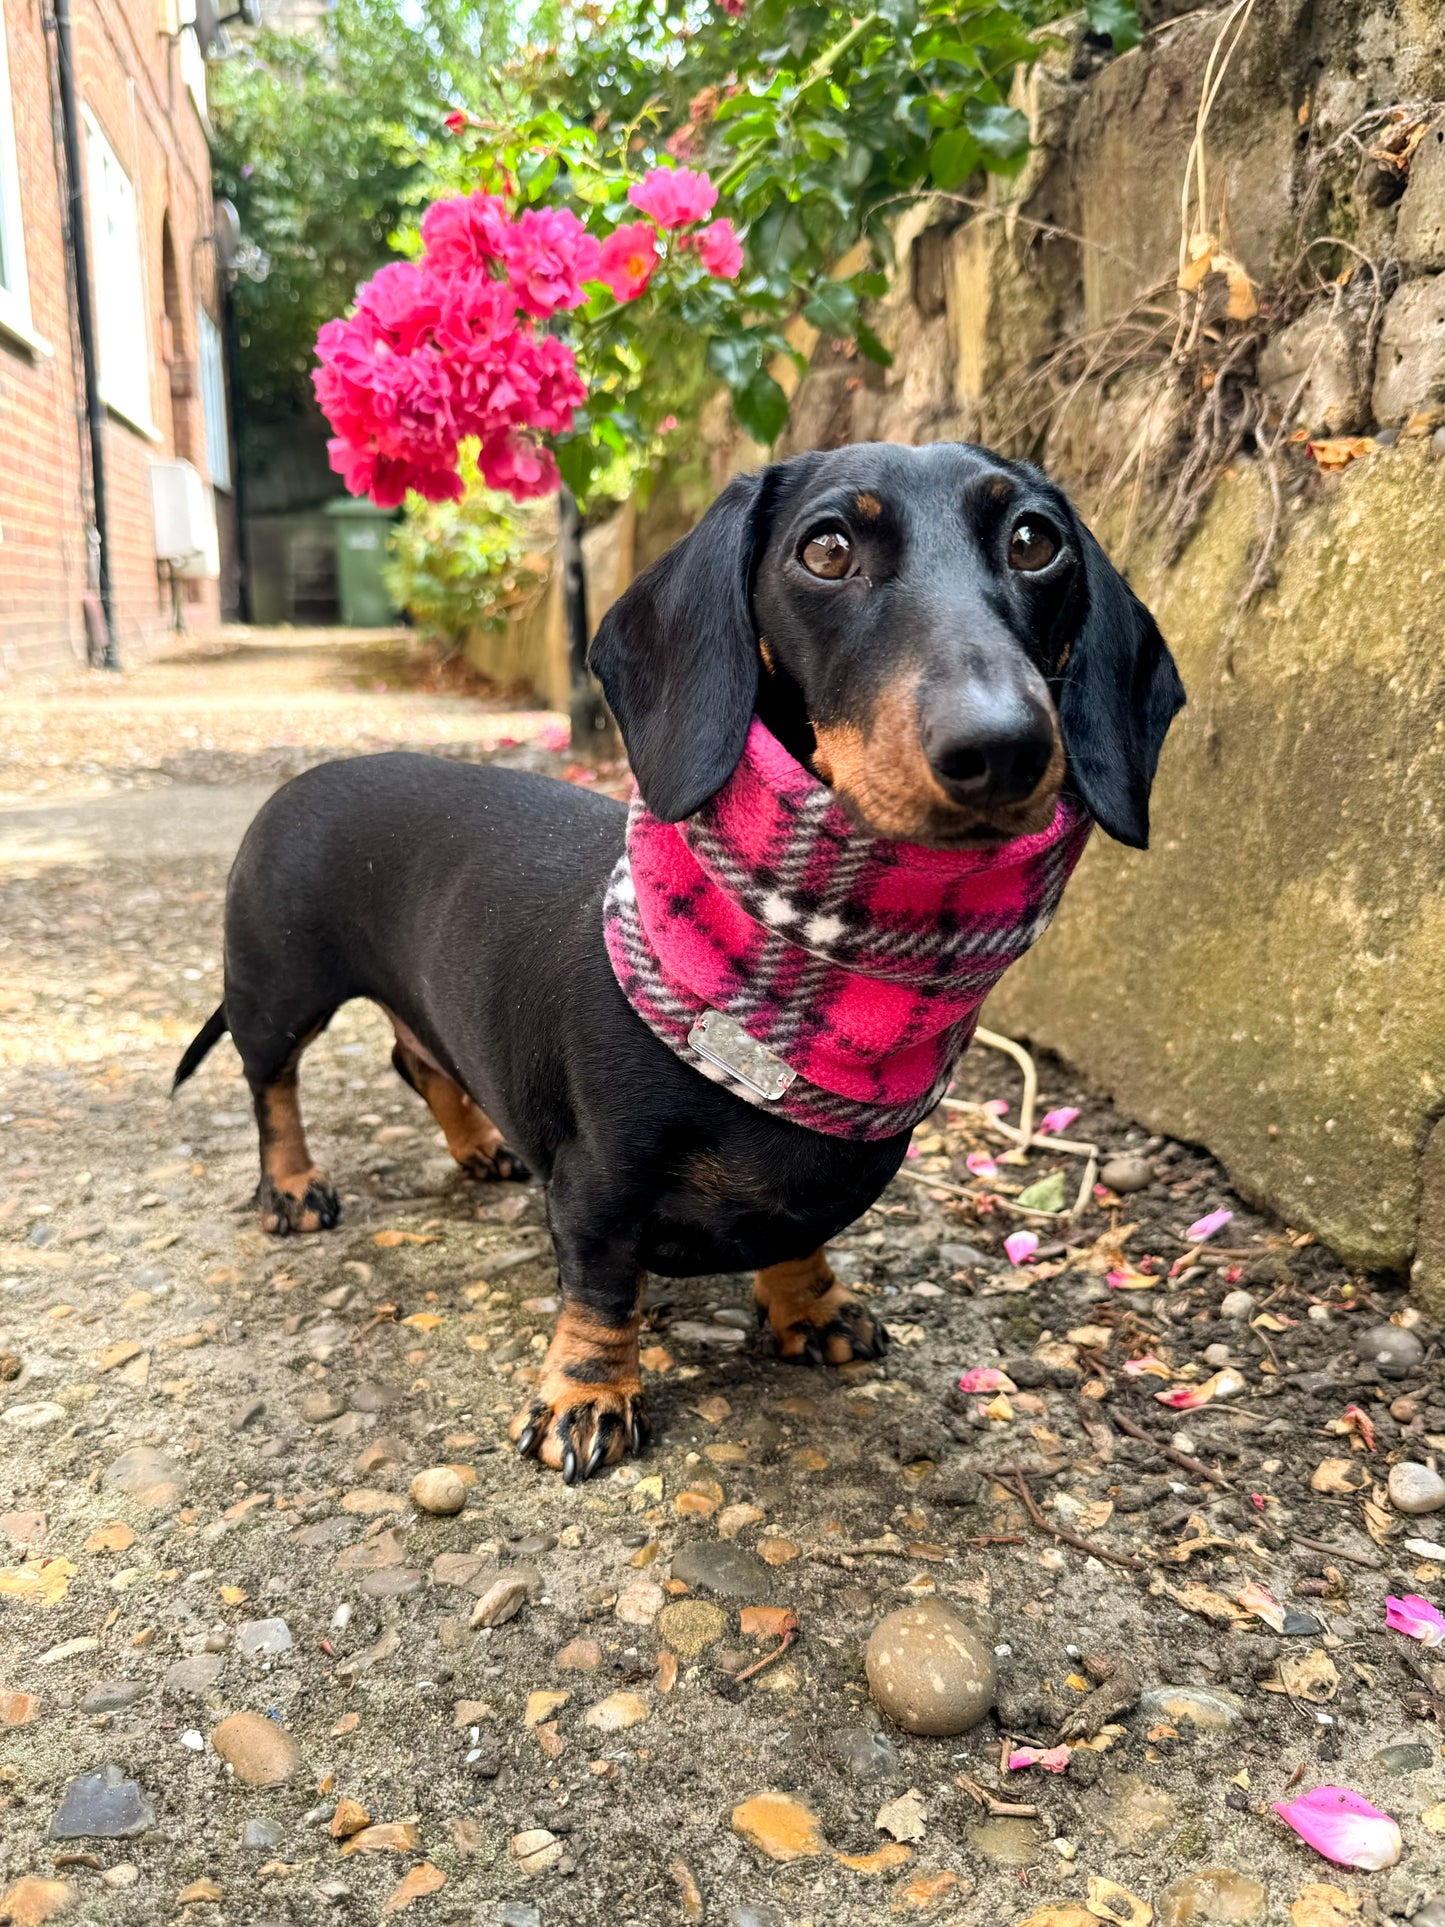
top-left (2, 629), bottom-right (1443, 1927)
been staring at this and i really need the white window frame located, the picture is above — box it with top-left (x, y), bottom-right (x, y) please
top-left (83, 108), bottom-right (157, 436)
top-left (197, 305), bottom-right (230, 489)
top-left (0, 10), bottom-right (49, 355)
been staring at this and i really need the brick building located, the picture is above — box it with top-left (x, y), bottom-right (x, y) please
top-left (0, 0), bottom-right (233, 677)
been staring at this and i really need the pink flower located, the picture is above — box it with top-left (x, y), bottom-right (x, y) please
top-left (444, 110), bottom-right (470, 134)
top-left (476, 430), bottom-right (559, 499)
top-left (966, 1151), bottom-right (999, 1179)
top-left (957, 1367), bottom-right (1016, 1395)
top-left (629, 164), bottom-right (718, 229)
top-left (596, 223), bottom-right (658, 302)
top-left (1272, 1787), bottom-right (1402, 1871)
top-left (1009, 1746), bottom-right (1071, 1773)
top-left (659, 414), bottom-right (679, 432)
top-left (421, 191), bottom-right (511, 273)
top-left (695, 218), bottom-right (744, 278)
top-left (1154, 1367), bottom-right (1244, 1410)
top-left (1185, 1208), bottom-right (1233, 1243)
top-left (501, 207), bottom-right (602, 317)
top-left (1037, 1107), bottom-right (1080, 1136)
top-left (1385, 1593), bottom-right (1445, 1648)
top-left (982, 1099), bottom-right (1010, 1118)
top-left (1120, 1354), bottom-right (1169, 1377)
top-left (717, 0), bottom-right (746, 15)
top-left (356, 262), bottom-right (441, 353)
top-left (1004, 1230), bottom-right (1039, 1267)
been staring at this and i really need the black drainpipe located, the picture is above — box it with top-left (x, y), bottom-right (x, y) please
top-left (53, 0), bottom-right (117, 669)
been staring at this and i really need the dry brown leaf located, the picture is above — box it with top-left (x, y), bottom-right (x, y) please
top-left (0, 1557), bottom-right (76, 1608)
top-left (1261, 1649), bottom-right (1339, 1702)
top-left (1362, 1497), bottom-right (1396, 1546)
top-left (0, 1877), bottom-right (75, 1924)
top-left (1307, 437), bottom-right (1376, 471)
top-left (341, 1821), bottom-right (423, 1856)
top-left (835, 1842), bottom-right (912, 1873)
top-left (177, 1879), bottom-right (221, 1904)
top-left (381, 1864), bottom-right (445, 1917)
top-left (1087, 1875), bottom-right (1153, 1925)
top-left (667, 1858), bottom-right (705, 1921)
top-left (1310, 1458), bottom-right (1367, 1494)
top-left (1290, 1884), bottom-right (1362, 1926)
top-left (1155, 1578), bottom-right (1242, 1625)
top-left (1016, 1909), bottom-right (1098, 1927)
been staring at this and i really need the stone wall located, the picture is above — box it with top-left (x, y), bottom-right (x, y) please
top-left (782, 0), bottom-right (1445, 1301)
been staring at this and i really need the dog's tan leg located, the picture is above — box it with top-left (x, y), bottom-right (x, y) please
top-left (509, 1296), bottom-right (649, 1482)
top-left (253, 1067), bottom-right (339, 1235)
top-left (389, 1025), bottom-right (528, 1181)
top-left (754, 1247), bottom-right (888, 1366)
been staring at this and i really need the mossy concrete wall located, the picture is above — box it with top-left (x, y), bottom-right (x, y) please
top-left (986, 449), bottom-right (1445, 1302)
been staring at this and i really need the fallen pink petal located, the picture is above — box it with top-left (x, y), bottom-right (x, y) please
top-left (1385, 1594), bottom-right (1445, 1648)
top-left (1037, 1107), bottom-right (1080, 1135)
top-left (983, 1099), bottom-right (1010, 1117)
top-left (1155, 1382), bottom-right (1209, 1410)
top-left (1185, 1208), bottom-right (1234, 1243)
top-left (1237, 1577), bottom-right (1287, 1632)
top-left (1004, 1230), bottom-right (1039, 1267)
top-left (966, 1151), bottom-right (999, 1178)
top-left (1120, 1354), bottom-right (1170, 1377)
top-left (1107, 1266), bottom-right (1157, 1291)
top-left (1272, 1786), bottom-right (1402, 1870)
top-left (1009, 1745), bottom-right (1072, 1773)
top-left (957, 1367), bottom-right (1017, 1395)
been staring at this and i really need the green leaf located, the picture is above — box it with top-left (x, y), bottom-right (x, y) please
top-left (1016, 1170), bottom-right (1068, 1213)
top-left (803, 280), bottom-right (859, 334)
top-left (854, 321), bottom-right (893, 367)
top-left (706, 333), bottom-right (763, 390)
top-left (1085, 0), bottom-right (1142, 52)
top-left (929, 127), bottom-right (980, 190)
top-left (734, 368), bottom-right (790, 444)
top-left (555, 436), bottom-right (601, 500)
top-left (963, 100), bottom-right (1030, 163)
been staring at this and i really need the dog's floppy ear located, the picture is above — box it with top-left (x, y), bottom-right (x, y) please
top-left (1057, 527), bottom-right (1186, 849)
top-left (590, 470), bottom-right (769, 821)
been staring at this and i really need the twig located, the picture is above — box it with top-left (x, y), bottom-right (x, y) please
top-left (733, 1625), bottom-right (799, 1684)
top-left (1290, 1534), bottom-right (1384, 1571)
top-left (1108, 1410), bottom-right (1233, 1489)
top-left (1013, 1470), bottom-right (1145, 1571)
top-left (955, 1772), bottom-right (1038, 1819)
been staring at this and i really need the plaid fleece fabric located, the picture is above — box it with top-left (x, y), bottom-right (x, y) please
top-left (604, 717), bottom-right (1093, 1140)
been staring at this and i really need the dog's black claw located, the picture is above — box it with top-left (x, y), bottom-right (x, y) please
top-left (630, 1405), bottom-right (650, 1455)
top-left (585, 1412), bottom-right (620, 1479)
top-left (562, 1443), bottom-right (578, 1485)
top-left (514, 1417), bottom-right (540, 1459)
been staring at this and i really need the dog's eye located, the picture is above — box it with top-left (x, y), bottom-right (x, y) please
top-left (801, 528), bottom-right (853, 579)
top-left (1008, 519), bottom-right (1059, 573)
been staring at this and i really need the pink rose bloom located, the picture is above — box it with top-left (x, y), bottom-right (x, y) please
top-left (478, 430), bottom-right (560, 499)
top-left (718, 0), bottom-right (746, 15)
top-left (526, 334), bottom-right (588, 435)
top-left (501, 207), bottom-right (602, 318)
top-left (356, 262), bottom-right (441, 353)
top-left (421, 191), bottom-right (510, 273)
top-left (596, 223), bottom-right (659, 302)
top-left (695, 218), bottom-right (743, 278)
top-left (629, 164), bottom-right (718, 229)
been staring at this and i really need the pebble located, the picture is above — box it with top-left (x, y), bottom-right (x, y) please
top-left (162, 1654), bottom-right (224, 1699)
top-left (556, 1638), bottom-right (602, 1671)
top-left (103, 1445), bottom-right (185, 1511)
top-left (242, 1817), bottom-right (284, 1850)
top-left (668, 1320), bottom-right (747, 1349)
top-left (1374, 1742), bottom-right (1434, 1771)
top-left (211, 1711), bottom-right (300, 1786)
top-left (1099, 1155), bottom-right (1154, 1193)
top-left (230, 1394), bottom-right (267, 1430)
top-left (584, 1690), bottom-right (650, 1732)
top-left (49, 1764), bottom-right (156, 1839)
top-left (1356, 1323), bottom-right (1425, 1379)
top-left (1388, 1460), bottom-right (1445, 1515)
top-left (969, 1818), bottom-right (1042, 1866)
top-left (1098, 1774), bottom-right (1177, 1852)
top-left (303, 1390), bottom-right (346, 1424)
top-left (510, 1828), bottom-right (564, 1874)
top-left (81, 1681), bottom-right (147, 1714)
top-left (1219, 1289), bottom-right (1255, 1320)
top-left (511, 1532), bottom-right (557, 1556)
top-left (938, 1241), bottom-right (995, 1271)
top-left (657, 1599), bottom-right (727, 1656)
top-left (410, 1467), bottom-right (467, 1515)
top-left (1414, 1903), bottom-right (1445, 1927)
top-left (497, 1907), bottom-right (543, 1927)
top-left (2, 1402), bottom-right (67, 1430)
top-left (237, 1617), bottom-right (292, 1658)
top-left (833, 1726), bottom-right (903, 1780)
top-left (670, 1543), bottom-right (771, 1601)
top-left (1139, 1686), bottom-right (1245, 1730)
top-left (471, 1576), bottom-right (529, 1628)
top-left (1155, 1866), bottom-right (1267, 1924)
top-left (352, 1381), bottom-right (401, 1412)
top-left (865, 1602), bottom-right (995, 1736)
top-left (362, 1567), bottom-right (424, 1598)
top-left (615, 1580), bottom-right (666, 1625)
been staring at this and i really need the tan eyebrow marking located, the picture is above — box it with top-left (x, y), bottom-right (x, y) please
top-left (853, 491), bottom-right (883, 520)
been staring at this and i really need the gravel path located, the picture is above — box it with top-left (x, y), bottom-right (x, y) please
top-left (2, 629), bottom-right (1443, 1927)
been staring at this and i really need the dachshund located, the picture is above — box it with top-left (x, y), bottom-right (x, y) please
top-left (174, 441), bottom-right (1184, 1482)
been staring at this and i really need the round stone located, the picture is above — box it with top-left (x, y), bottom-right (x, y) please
top-left (1388, 1460), bottom-right (1445, 1516)
top-left (657, 1599), bottom-right (727, 1657)
top-left (864, 1601), bottom-right (996, 1737)
top-left (1219, 1289), bottom-right (1255, 1321)
top-left (1099, 1155), bottom-right (1154, 1194)
top-left (1355, 1323), bottom-right (1425, 1380)
top-left (409, 1467), bottom-right (466, 1516)
top-left (1413, 1902), bottom-right (1445, 1927)
top-left (211, 1711), bottom-right (300, 1787)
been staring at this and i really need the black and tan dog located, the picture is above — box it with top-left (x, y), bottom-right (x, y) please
top-left (174, 442), bottom-right (1183, 1482)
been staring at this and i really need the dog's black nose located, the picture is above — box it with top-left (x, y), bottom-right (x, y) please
top-left (925, 701), bottom-right (1056, 807)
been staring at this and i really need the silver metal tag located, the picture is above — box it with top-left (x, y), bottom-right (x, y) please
top-left (687, 1009), bottom-right (797, 1101)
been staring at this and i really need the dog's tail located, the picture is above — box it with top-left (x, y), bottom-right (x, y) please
top-left (172, 1004), bottom-right (229, 1093)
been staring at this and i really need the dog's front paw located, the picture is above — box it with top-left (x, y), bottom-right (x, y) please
top-left (510, 1383), bottom-right (650, 1484)
top-left (458, 1145), bottom-right (531, 1183)
top-left (255, 1169), bottom-right (340, 1236)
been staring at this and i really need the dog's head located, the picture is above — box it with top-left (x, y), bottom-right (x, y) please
top-left (590, 441), bottom-right (1184, 849)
